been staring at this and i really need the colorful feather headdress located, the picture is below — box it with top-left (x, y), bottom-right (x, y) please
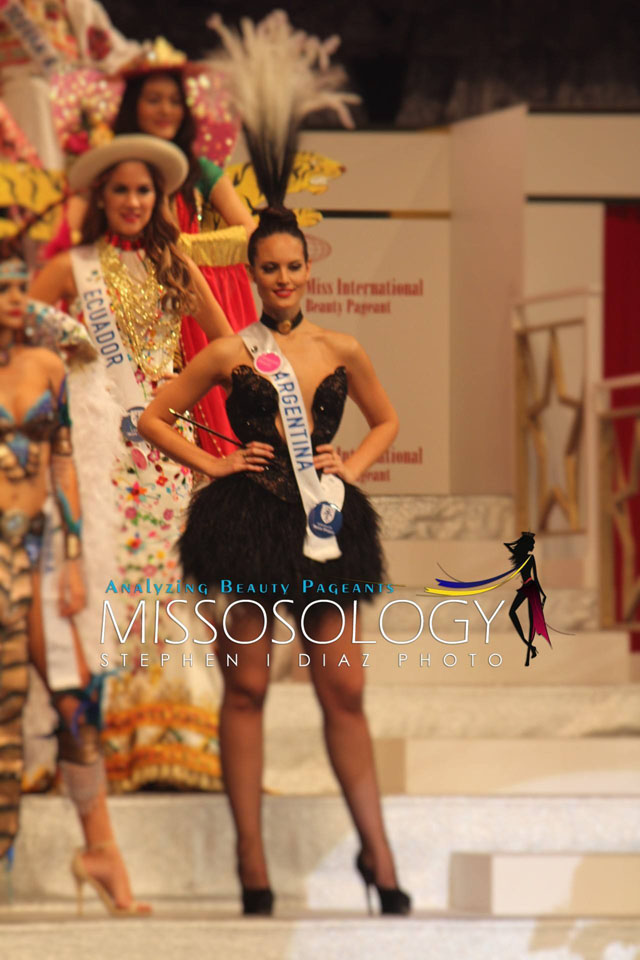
top-left (206, 9), bottom-right (360, 207)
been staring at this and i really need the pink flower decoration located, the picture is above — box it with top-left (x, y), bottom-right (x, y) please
top-left (125, 507), bottom-right (137, 519)
top-left (163, 509), bottom-right (174, 521)
top-left (135, 369), bottom-right (145, 384)
top-left (65, 130), bottom-right (90, 155)
top-left (142, 565), bottom-right (157, 577)
top-left (87, 27), bottom-right (112, 62)
top-left (148, 449), bottom-right (160, 463)
top-left (127, 482), bottom-right (147, 501)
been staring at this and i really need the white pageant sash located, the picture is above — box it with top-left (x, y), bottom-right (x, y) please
top-left (42, 246), bottom-right (139, 688)
top-left (240, 322), bottom-right (344, 562)
top-left (70, 245), bottom-right (146, 443)
top-left (0, 0), bottom-right (61, 75)
top-left (42, 351), bottom-right (123, 690)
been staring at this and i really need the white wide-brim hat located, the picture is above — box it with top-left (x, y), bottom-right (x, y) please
top-left (68, 134), bottom-right (188, 194)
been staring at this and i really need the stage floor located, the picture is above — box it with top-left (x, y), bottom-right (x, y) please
top-left (0, 903), bottom-right (638, 960)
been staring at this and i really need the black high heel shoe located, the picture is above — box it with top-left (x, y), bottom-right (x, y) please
top-left (241, 886), bottom-right (274, 916)
top-left (355, 852), bottom-right (411, 916)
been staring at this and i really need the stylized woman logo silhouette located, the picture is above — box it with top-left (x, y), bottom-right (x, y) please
top-left (428, 531), bottom-right (554, 668)
top-left (505, 531), bottom-right (551, 666)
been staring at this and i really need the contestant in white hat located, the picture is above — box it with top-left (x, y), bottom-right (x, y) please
top-left (32, 133), bottom-right (230, 345)
top-left (60, 43), bottom-right (258, 459)
top-left (67, 133), bottom-right (189, 196)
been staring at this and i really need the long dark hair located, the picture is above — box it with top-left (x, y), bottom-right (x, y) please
top-left (504, 532), bottom-right (535, 569)
top-left (247, 206), bottom-right (308, 265)
top-left (81, 161), bottom-right (196, 314)
top-left (113, 70), bottom-right (200, 215)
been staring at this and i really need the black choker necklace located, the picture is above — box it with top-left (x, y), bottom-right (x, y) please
top-left (260, 310), bottom-right (303, 335)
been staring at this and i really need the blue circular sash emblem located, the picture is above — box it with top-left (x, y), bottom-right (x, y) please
top-left (308, 501), bottom-right (343, 538)
top-left (121, 406), bottom-right (145, 443)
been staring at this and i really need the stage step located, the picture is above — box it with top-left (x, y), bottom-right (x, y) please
top-left (269, 684), bottom-right (640, 738)
top-left (283, 580), bottom-right (614, 686)
top-left (267, 733), bottom-right (640, 796)
top-left (261, 683), bottom-right (640, 794)
top-left (306, 629), bottom-right (632, 685)
top-left (381, 542), bottom-right (586, 590)
top-left (402, 738), bottom-right (640, 796)
top-left (450, 852), bottom-right (640, 916)
top-left (371, 494), bottom-right (514, 542)
top-left (1, 909), bottom-right (637, 960)
top-left (357, 582), bottom-right (601, 635)
top-left (371, 494), bottom-right (585, 589)
top-left (10, 795), bottom-right (640, 908)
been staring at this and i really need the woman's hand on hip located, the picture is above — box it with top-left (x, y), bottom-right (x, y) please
top-left (313, 444), bottom-right (355, 484)
top-left (218, 441), bottom-right (274, 476)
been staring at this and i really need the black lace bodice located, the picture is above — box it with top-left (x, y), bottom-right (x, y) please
top-left (226, 364), bottom-right (348, 502)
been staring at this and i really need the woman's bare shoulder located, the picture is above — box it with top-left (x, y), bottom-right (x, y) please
top-left (201, 333), bottom-right (247, 361)
top-left (30, 250), bottom-right (76, 300)
top-left (18, 345), bottom-right (65, 379)
top-left (44, 249), bottom-right (74, 275)
top-left (314, 327), bottom-right (363, 363)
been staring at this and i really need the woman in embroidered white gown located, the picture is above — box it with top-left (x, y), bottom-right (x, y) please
top-left (31, 135), bottom-right (231, 793)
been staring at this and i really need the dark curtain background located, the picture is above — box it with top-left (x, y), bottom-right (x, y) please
top-left (102, 0), bottom-right (640, 128)
top-left (604, 207), bottom-right (640, 648)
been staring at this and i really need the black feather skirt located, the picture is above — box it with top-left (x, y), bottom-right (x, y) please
top-left (178, 475), bottom-right (385, 605)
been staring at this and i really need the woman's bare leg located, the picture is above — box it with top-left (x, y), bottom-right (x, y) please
top-left (28, 572), bottom-right (149, 911)
top-left (216, 603), bottom-right (271, 888)
top-left (509, 593), bottom-right (528, 647)
top-left (302, 602), bottom-right (398, 888)
top-left (509, 593), bottom-right (535, 665)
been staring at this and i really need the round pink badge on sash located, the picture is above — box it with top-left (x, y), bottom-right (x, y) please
top-left (255, 352), bottom-right (281, 374)
top-left (131, 448), bottom-right (148, 470)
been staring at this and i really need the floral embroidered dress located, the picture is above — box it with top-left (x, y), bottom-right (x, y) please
top-left (0, 0), bottom-right (140, 168)
top-left (77, 241), bottom-right (221, 792)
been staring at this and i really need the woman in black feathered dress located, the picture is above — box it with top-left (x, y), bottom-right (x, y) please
top-left (139, 206), bottom-right (411, 917)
